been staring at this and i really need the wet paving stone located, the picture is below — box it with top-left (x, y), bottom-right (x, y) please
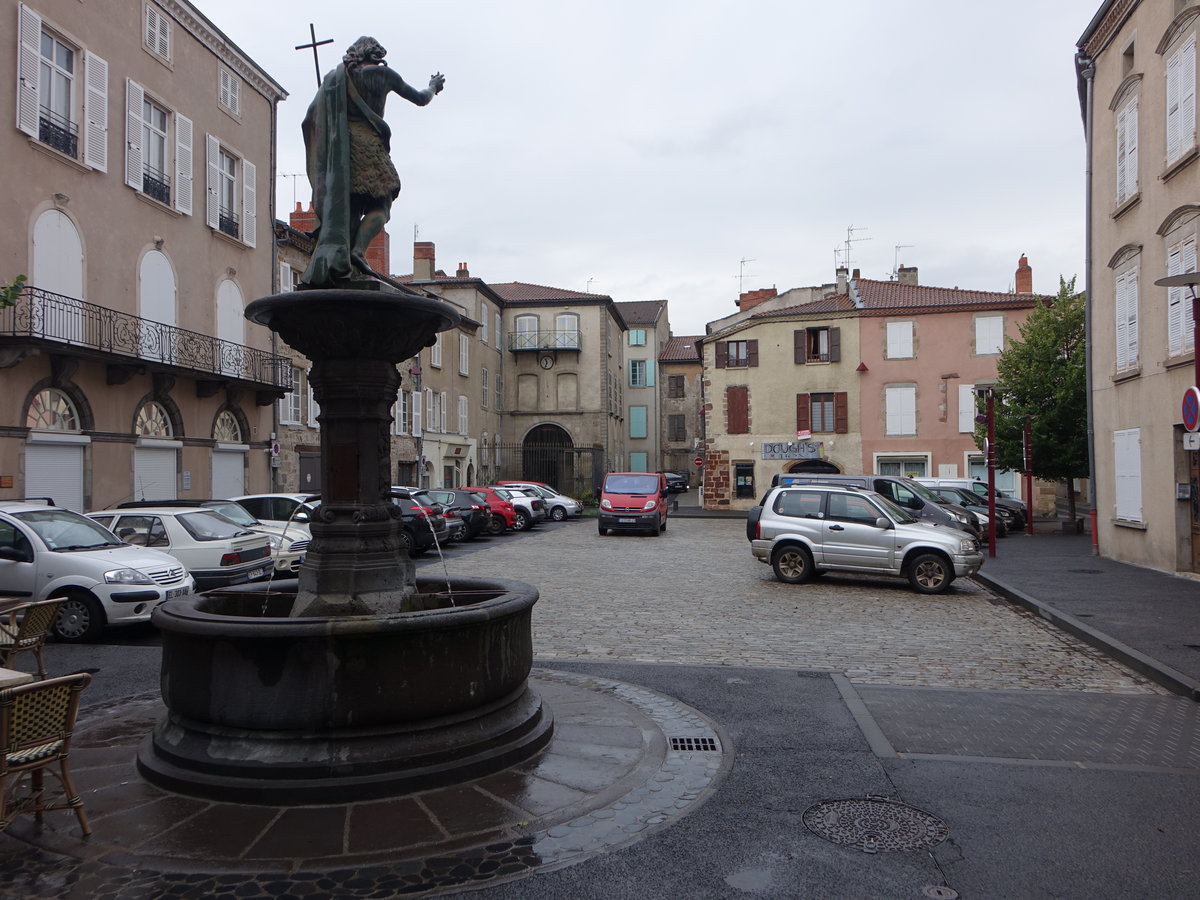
top-left (0, 670), bottom-right (730, 897)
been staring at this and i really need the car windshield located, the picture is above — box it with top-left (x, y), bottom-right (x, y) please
top-left (204, 500), bottom-right (259, 527)
top-left (605, 474), bottom-right (660, 494)
top-left (492, 488), bottom-right (514, 500)
top-left (872, 493), bottom-right (918, 524)
top-left (904, 480), bottom-right (945, 503)
top-left (175, 510), bottom-right (255, 541)
top-left (17, 509), bottom-right (124, 550)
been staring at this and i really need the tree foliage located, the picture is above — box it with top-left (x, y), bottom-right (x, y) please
top-left (979, 276), bottom-right (1088, 484)
top-left (0, 274), bottom-right (26, 309)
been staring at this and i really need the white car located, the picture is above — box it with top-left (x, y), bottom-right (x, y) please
top-left (491, 487), bottom-right (547, 531)
top-left (496, 482), bottom-right (583, 521)
top-left (116, 499), bottom-right (311, 573)
top-left (230, 493), bottom-right (320, 531)
top-left (87, 507), bottom-right (272, 592)
top-left (0, 501), bottom-right (194, 643)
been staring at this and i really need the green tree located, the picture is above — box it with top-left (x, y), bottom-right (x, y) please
top-left (0, 274), bottom-right (26, 309)
top-left (980, 276), bottom-right (1088, 524)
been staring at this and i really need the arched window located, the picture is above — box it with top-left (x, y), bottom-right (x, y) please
top-left (216, 279), bottom-right (244, 375)
top-left (135, 401), bottom-right (173, 437)
top-left (32, 209), bottom-right (83, 298)
top-left (514, 314), bottom-right (539, 350)
top-left (26, 388), bottom-right (80, 431)
top-left (213, 410), bottom-right (242, 442)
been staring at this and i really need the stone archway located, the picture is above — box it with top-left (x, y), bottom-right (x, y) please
top-left (787, 458), bottom-right (841, 475)
top-left (521, 424), bottom-right (574, 490)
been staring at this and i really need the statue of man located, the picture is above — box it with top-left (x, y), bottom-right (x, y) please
top-left (300, 36), bottom-right (444, 287)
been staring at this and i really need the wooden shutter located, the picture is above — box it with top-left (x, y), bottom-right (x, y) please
top-left (175, 113), bottom-right (193, 214)
top-left (746, 340), bottom-right (759, 367)
top-left (83, 52), bottom-right (108, 171)
top-left (795, 394), bottom-right (811, 432)
top-left (16, 3), bottom-right (41, 137)
top-left (205, 133), bottom-right (220, 228)
top-left (715, 341), bottom-right (728, 368)
top-left (727, 386), bottom-right (749, 434)
top-left (242, 159), bottom-right (257, 247)
top-left (125, 79), bottom-right (144, 189)
top-left (794, 330), bottom-right (806, 364)
top-left (828, 327), bottom-right (841, 362)
top-left (834, 392), bottom-right (848, 433)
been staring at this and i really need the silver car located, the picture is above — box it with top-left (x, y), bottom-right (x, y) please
top-left (748, 484), bottom-right (983, 594)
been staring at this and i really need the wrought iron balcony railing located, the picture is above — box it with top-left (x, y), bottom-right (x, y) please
top-left (507, 330), bottom-right (582, 352)
top-left (143, 165), bottom-right (171, 205)
top-left (0, 285), bottom-right (292, 390)
top-left (39, 106), bottom-right (78, 158)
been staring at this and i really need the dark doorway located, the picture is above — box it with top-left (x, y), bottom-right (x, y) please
top-left (522, 424), bottom-right (574, 489)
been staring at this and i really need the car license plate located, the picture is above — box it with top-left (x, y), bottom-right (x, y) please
top-left (617, 518), bottom-right (636, 524)
top-left (249, 566), bottom-right (269, 580)
top-left (166, 587), bottom-right (188, 600)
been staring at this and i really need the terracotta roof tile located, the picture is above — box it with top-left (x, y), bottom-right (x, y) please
top-left (749, 294), bottom-right (856, 318)
top-left (488, 282), bottom-right (612, 303)
top-left (660, 335), bottom-right (702, 362)
top-left (855, 278), bottom-right (1046, 315)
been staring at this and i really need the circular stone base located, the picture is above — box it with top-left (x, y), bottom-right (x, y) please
top-left (0, 670), bottom-right (730, 897)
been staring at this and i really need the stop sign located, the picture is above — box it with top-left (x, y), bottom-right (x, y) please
top-left (693, 456), bottom-right (704, 467)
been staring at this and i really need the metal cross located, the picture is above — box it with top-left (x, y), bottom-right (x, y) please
top-left (295, 24), bottom-right (333, 88)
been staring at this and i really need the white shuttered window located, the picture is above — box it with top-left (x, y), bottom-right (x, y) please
top-left (885, 386), bottom-right (917, 436)
top-left (1113, 428), bottom-right (1142, 523)
top-left (1114, 267), bottom-right (1139, 371)
top-left (1167, 234), bottom-right (1197, 355)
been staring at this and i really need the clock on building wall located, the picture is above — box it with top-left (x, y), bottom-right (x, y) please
top-left (539, 354), bottom-right (554, 370)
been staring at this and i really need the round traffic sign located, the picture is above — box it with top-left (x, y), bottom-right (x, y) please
top-left (1184, 386), bottom-right (1200, 433)
top-left (693, 456), bottom-right (704, 467)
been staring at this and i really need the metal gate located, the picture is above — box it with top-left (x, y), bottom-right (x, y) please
top-left (492, 442), bottom-right (605, 498)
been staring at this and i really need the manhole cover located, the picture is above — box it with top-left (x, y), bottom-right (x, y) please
top-left (803, 797), bottom-right (949, 853)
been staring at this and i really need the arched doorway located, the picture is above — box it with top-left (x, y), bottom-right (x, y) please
top-left (522, 424), bottom-right (574, 490)
top-left (787, 458), bottom-right (841, 475)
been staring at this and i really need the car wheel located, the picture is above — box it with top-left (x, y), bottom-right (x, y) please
top-left (487, 517), bottom-right (506, 536)
top-left (550, 506), bottom-right (567, 522)
top-left (908, 553), bottom-right (953, 594)
top-left (397, 529), bottom-right (414, 555)
top-left (514, 510), bottom-right (531, 531)
top-left (771, 545), bottom-right (814, 584)
top-left (52, 592), bottom-right (105, 643)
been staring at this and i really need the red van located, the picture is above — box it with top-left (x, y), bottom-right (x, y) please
top-left (598, 472), bottom-right (669, 536)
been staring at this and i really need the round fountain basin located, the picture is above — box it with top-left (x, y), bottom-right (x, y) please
top-left (138, 575), bottom-right (553, 803)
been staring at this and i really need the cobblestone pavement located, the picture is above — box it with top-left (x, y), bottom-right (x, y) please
top-left (448, 518), bottom-right (1162, 695)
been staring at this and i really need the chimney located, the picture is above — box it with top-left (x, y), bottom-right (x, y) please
top-left (365, 227), bottom-right (389, 277)
top-left (851, 267), bottom-right (861, 280)
top-left (736, 287), bottom-right (777, 311)
top-left (1015, 254), bottom-right (1033, 294)
top-left (290, 202), bottom-right (316, 234)
top-left (836, 266), bottom-right (849, 295)
top-left (456, 262), bottom-right (470, 278)
top-left (413, 241), bottom-right (435, 281)
top-left (898, 265), bottom-right (918, 286)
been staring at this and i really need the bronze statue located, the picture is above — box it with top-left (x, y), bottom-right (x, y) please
top-left (301, 36), bottom-right (444, 287)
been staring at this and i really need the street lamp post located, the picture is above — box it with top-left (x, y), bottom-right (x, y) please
top-left (1153, 272), bottom-right (1200, 392)
top-left (975, 386), bottom-right (998, 559)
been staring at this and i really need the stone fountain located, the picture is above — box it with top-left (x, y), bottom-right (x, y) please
top-left (136, 43), bottom-right (552, 804)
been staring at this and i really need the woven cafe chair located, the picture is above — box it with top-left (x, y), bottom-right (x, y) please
top-left (0, 598), bottom-right (63, 679)
top-left (0, 671), bottom-right (92, 836)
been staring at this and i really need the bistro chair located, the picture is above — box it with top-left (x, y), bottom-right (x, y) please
top-left (0, 598), bottom-right (63, 679)
top-left (0, 671), bottom-right (92, 837)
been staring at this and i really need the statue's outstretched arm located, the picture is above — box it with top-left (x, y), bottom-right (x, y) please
top-left (383, 67), bottom-right (444, 106)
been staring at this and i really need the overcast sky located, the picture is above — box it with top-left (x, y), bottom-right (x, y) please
top-left (199, 0), bottom-right (1099, 334)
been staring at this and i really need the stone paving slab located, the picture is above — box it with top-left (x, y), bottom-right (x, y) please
top-left (854, 685), bottom-right (1200, 771)
top-left (461, 519), bottom-right (1162, 695)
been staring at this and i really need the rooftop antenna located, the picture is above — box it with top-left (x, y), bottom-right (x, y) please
top-left (842, 225), bottom-right (870, 270)
top-left (734, 257), bottom-right (756, 294)
top-left (413, 223), bottom-right (419, 242)
top-left (295, 24), bottom-right (334, 88)
top-left (892, 244), bottom-right (914, 278)
top-left (586, 276), bottom-right (596, 293)
top-left (279, 172), bottom-right (305, 207)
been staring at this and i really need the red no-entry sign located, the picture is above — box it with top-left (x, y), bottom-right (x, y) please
top-left (693, 456), bottom-right (704, 467)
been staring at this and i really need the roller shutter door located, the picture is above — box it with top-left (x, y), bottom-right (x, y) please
top-left (133, 447), bottom-right (177, 501)
top-left (25, 443), bottom-right (84, 511)
top-left (212, 450), bottom-right (245, 498)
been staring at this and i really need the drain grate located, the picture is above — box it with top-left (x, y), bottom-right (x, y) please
top-left (803, 796), bottom-right (949, 853)
top-left (670, 736), bottom-right (719, 752)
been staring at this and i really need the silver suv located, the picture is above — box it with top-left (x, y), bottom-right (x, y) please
top-left (748, 484), bottom-right (983, 594)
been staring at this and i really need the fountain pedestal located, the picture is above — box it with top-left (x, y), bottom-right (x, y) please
top-left (137, 285), bottom-right (553, 803)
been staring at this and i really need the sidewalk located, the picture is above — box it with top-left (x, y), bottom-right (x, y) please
top-left (973, 532), bottom-right (1200, 700)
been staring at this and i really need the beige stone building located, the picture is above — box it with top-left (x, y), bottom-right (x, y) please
top-left (700, 287), bottom-right (862, 508)
top-left (1079, 0), bottom-right (1200, 573)
top-left (0, 1), bottom-right (287, 511)
top-left (660, 335), bottom-right (704, 479)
